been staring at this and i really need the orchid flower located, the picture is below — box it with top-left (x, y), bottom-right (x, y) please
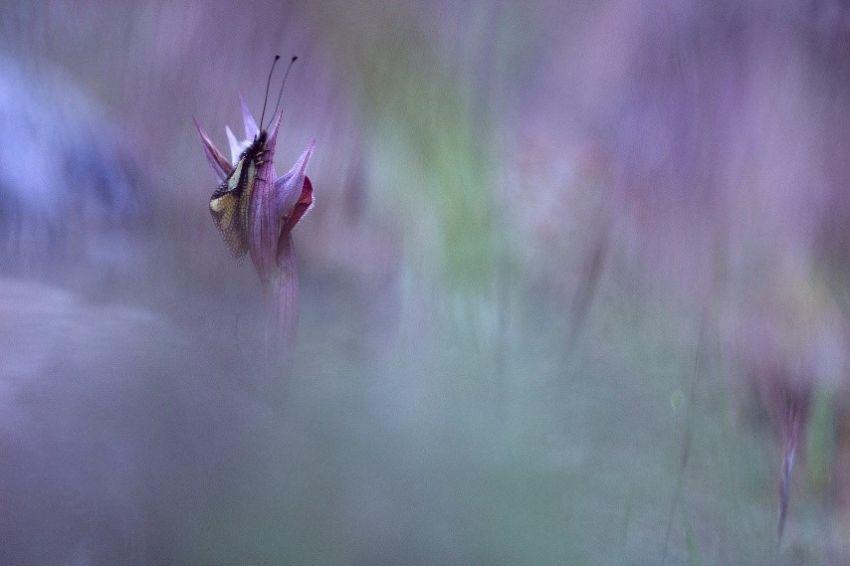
top-left (195, 96), bottom-right (314, 352)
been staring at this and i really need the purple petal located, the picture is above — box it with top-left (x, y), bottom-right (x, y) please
top-left (274, 141), bottom-right (314, 219)
top-left (193, 118), bottom-right (231, 182)
top-left (239, 95), bottom-right (259, 139)
top-left (225, 126), bottom-right (242, 164)
top-left (266, 111), bottom-right (282, 147)
top-left (281, 176), bottom-right (313, 236)
top-left (246, 113), bottom-right (282, 283)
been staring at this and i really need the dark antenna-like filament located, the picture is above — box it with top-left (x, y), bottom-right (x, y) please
top-left (271, 56), bottom-right (298, 121)
top-left (259, 55), bottom-right (281, 131)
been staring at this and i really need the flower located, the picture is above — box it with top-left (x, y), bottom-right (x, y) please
top-left (195, 97), bottom-right (314, 350)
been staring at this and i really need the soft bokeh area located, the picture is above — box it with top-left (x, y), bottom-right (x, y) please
top-left (3, 1), bottom-right (850, 564)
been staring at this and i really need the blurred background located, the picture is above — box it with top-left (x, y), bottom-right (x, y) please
top-left (2, 1), bottom-right (850, 564)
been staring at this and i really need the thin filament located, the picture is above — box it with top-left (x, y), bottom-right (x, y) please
top-left (259, 55), bottom-right (281, 130)
top-left (271, 56), bottom-right (298, 121)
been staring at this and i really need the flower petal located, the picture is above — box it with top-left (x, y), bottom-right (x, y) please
top-left (225, 125), bottom-right (242, 164)
top-left (193, 118), bottom-right (231, 182)
top-left (281, 176), bottom-right (313, 235)
top-left (246, 112), bottom-right (282, 284)
top-left (265, 112), bottom-right (282, 152)
top-left (239, 95), bottom-right (259, 139)
top-left (274, 140), bottom-right (314, 221)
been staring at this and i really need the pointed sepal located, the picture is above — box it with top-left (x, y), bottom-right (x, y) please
top-left (274, 140), bottom-right (314, 222)
top-left (239, 95), bottom-right (260, 139)
top-left (225, 125), bottom-right (246, 164)
top-left (194, 118), bottom-right (232, 182)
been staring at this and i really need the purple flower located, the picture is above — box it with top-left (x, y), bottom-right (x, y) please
top-left (195, 98), bottom-right (314, 350)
